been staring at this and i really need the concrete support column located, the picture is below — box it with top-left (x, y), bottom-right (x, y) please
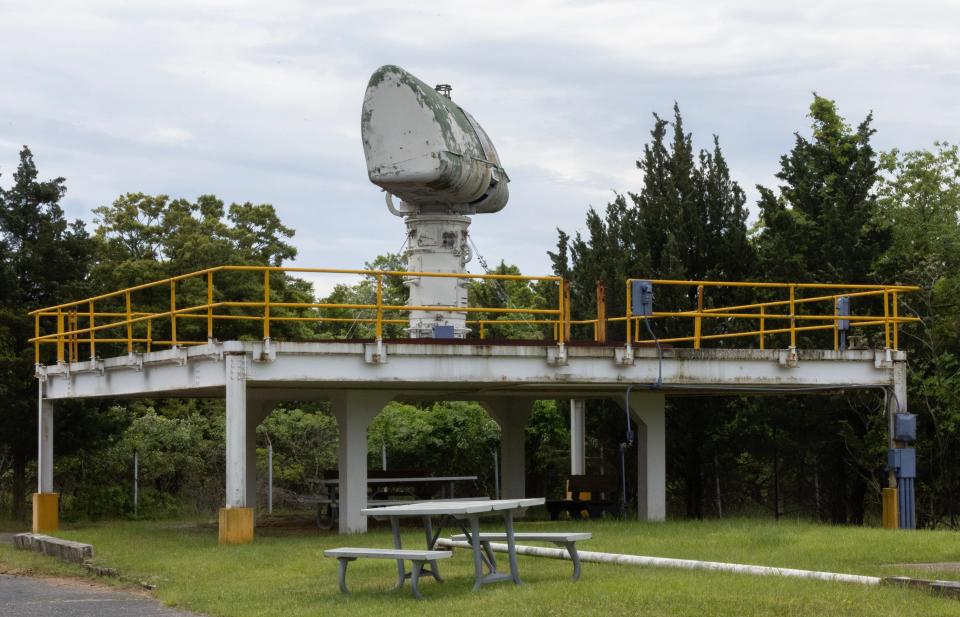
top-left (570, 399), bottom-right (586, 475)
top-left (220, 352), bottom-right (252, 544)
top-left (482, 399), bottom-right (534, 499)
top-left (892, 359), bottom-right (915, 529)
top-left (628, 391), bottom-right (666, 521)
top-left (330, 391), bottom-right (393, 534)
top-left (33, 395), bottom-right (58, 533)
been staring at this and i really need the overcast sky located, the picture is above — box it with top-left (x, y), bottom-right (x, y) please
top-left (1, 0), bottom-right (958, 294)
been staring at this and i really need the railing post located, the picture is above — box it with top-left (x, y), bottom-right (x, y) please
top-left (625, 280), bottom-right (633, 351)
top-left (892, 290), bottom-right (899, 350)
top-left (562, 280), bottom-right (571, 343)
top-left (375, 273), bottom-right (383, 342)
top-left (207, 271), bottom-right (214, 343)
top-left (833, 297), bottom-right (839, 352)
top-left (125, 291), bottom-right (133, 354)
top-left (34, 313), bottom-right (40, 364)
top-left (56, 308), bottom-right (64, 363)
top-left (263, 270), bottom-right (271, 341)
top-left (759, 305), bottom-right (765, 351)
top-left (170, 280), bottom-right (177, 346)
top-left (480, 322), bottom-right (486, 340)
top-left (788, 285), bottom-right (796, 349)
top-left (146, 319), bottom-right (152, 353)
top-left (883, 289), bottom-right (890, 349)
top-left (88, 301), bottom-right (96, 360)
top-left (694, 285), bottom-right (704, 350)
top-left (595, 280), bottom-right (607, 343)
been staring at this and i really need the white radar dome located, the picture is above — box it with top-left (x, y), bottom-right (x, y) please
top-left (361, 65), bottom-right (509, 215)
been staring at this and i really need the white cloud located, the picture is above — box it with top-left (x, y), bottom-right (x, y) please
top-left (1, 0), bottom-right (958, 284)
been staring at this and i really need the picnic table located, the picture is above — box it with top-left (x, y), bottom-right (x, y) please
top-left (361, 498), bottom-right (545, 590)
top-left (305, 473), bottom-right (479, 527)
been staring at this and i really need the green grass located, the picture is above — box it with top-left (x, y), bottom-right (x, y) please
top-left (3, 517), bottom-right (960, 616)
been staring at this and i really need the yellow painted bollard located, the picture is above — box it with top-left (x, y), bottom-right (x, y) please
top-left (882, 487), bottom-right (899, 529)
top-left (32, 493), bottom-right (59, 533)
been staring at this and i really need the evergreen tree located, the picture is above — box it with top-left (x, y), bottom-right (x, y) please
top-left (754, 95), bottom-right (890, 524)
top-left (551, 105), bottom-right (754, 517)
top-left (0, 147), bottom-right (95, 518)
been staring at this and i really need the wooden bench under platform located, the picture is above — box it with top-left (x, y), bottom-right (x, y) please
top-left (545, 475), bottom-right (622, 521)
top-left (449, 532), bottom-right (592, 581)
top-left (324, 547), bottom-right (453, 599)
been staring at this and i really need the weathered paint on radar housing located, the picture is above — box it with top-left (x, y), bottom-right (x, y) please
top-left (361, 64), bottom-right (508, 214)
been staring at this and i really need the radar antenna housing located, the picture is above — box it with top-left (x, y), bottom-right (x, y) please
top-left (361, 65), bottom-right (510, 338)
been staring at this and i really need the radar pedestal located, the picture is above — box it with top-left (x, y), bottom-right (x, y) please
top-left (362, 64), bottom-right (509, 339)
top-left (404, 212), bottom-right (471, 338)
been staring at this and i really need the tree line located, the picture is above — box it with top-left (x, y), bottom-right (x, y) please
top-left (1, 94), bottom-right (958, 526)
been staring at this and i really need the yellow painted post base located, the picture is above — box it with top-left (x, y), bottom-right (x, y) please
top-left (32, 493), bottom-right (59, 533)
top-left (218, 507), bottom-right (254, 545)
top-left (882, 487), bottom-right (899, 529)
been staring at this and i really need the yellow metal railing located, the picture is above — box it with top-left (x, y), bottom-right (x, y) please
top-left (29, 266), bottom-right (921, 365)
top-left (30, 265), bottom-right (564, 364)
top-left (617, 279), bottom-right (920, 352)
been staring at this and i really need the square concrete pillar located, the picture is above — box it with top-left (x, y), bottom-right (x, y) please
top-left (330, 391), bottom-right (393, 534)
top-left (570, 399), bottom-right (586, 475)
top-left (221, 353), bottom-right (253, 544)
top-left (482, 399), bottom-right (534, 499)
top-left (34, 396), bottom-right (57, 533)
top-left (628, 391), bottom-right (666, 521)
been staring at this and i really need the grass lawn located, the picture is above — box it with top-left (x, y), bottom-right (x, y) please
top-left (3, 516), bottom-right (960, 616)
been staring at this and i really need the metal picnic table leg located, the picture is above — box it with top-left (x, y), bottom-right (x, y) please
top-left (503, 509), bottom-right (521, 585)
top-left (390, 517), bottom-right (406, 589)
top-left (422, 515), bottom-right (444, 582)
top-left (469, 515), bottom-right (485, 591)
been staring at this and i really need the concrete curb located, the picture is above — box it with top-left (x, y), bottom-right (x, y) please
top-left (13, 533), bottom-right (93, 564)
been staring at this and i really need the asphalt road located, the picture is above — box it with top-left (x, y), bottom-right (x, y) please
top-left (0, 574), bottom-right (202, 617)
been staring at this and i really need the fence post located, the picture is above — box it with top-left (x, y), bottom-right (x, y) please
top-left (788, 285), bottom-right (796, 349)
top-left (892, 290), bottom-right (899, 350)
top-left (375, 273), bottom-right (383, 342)
top-left (170, 280), bottom-right (177, 346)
top-left (694, 285), bottom-right (704, 350)
top-left (56, 309), bottom-right (64, 363)
top-left (34, 313), bottom-right (40, 364)
top-left (207, 271), bottom-right (214, 343)
top-left (263, 270), bottom-right (271, 341)
top-left (595, 280), bottom-right (607, 343)
top-left (759, 305), bottom-right (766, 351)
top-left (883, 290), bottom-right (890, 349)
top-left (89, 300), bottom-right (96, 360)
top-left (125, 291), bottom-right (133, 354)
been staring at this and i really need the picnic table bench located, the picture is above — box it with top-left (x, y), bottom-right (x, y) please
top-left (324, 547), bottom-right (453, 599)
top-left (449, 531), bottom-right (592, 580)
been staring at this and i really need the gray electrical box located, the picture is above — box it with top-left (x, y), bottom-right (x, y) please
top-left (432, 325), bottom-right (455, 339)
top-left (887, 447), bottom-right (916, 478)
top-left (894, 413), bottom-right (917, 442)
top-left (631, 280), bottom-right (654, 317)
top-left (836, 296), bottom-right (851, 331)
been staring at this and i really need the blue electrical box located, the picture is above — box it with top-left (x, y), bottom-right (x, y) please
top-left (836, 296), bottom-right (851, 331)
top-left (894, 413), bottom-right (917, 442)
top-left (432, 325), bottom-right (455, 339)
top-left (887, 447), bottom-right (916, 478)
top-left (631, 280), bottom-right (654, 317)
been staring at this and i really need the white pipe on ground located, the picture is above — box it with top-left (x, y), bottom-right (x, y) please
top-left (435, 539), bottom-right (881, 586)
